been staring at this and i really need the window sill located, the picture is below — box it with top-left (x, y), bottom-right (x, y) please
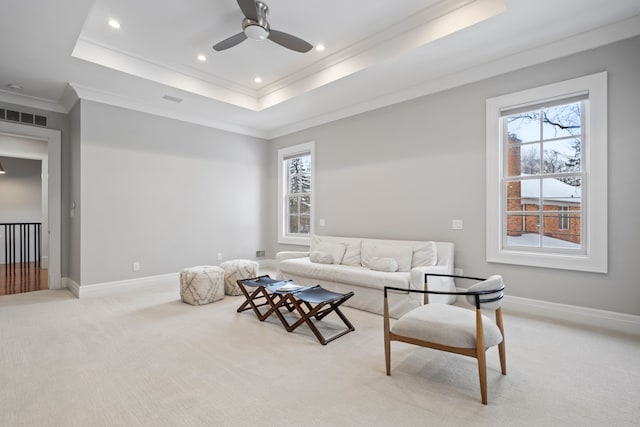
top-left (487, 249), bottom-right (607, 273)
top-left (278, 235), bottom-right (311, 246)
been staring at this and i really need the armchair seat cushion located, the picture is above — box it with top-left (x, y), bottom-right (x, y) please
top-left (391, 304), bottom-right (503, 349)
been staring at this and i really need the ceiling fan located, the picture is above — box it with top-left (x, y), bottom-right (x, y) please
top-left (213, 0), bottom-right (313, 53)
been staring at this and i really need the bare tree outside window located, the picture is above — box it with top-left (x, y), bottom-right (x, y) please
top-left (286, 154), bottom-right (311, 235)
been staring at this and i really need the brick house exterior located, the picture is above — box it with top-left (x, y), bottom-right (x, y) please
top-left (506, 137), bottom-right (581, 245)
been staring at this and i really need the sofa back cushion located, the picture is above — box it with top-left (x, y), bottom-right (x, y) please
top-left (361, 242), bottom-right (413, 272)
top-left (411, 241), bottom-right (438, 267)
top-left (311, 235), bottom-right (361, 266)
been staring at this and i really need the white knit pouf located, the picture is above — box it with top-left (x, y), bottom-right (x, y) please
top-left (180, 265), bottom-right (225, 305)
top-left (220, 259), bottom-right (259, 296)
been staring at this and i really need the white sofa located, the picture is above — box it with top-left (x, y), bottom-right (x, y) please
top-left (276, 235), bottom-right (456, 318)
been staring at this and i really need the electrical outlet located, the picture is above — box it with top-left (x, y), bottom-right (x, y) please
top-left (132, 262), bottom-right (141, 271)
top-left (451, 219), bottom-right (463, 230)
top-left (217, 253), bottom-right (223, 261)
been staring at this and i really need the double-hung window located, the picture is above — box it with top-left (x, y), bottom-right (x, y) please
top-left (277, 142), bottom-right (314, 245)
top-left (486, 73), bottom-right (607, 273)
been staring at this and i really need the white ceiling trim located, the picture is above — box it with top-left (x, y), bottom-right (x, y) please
top-left (257, 0), bottom-right (506, 110)
top-left (68, 82), bottom-right (268, 139)
top-left (266, 14), bottom-right (640, 139)
top-left (72, 37), bottom-right (259, 111)
top-left (257, 0), bottom-right (505, 98)
top-left (0, 90), bottom-right (67, 114)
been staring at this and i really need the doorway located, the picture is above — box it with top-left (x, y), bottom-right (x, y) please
top-left (0, 156), bottom-right (48, 295)
top-left (0, 122), bottom-right (61, 294)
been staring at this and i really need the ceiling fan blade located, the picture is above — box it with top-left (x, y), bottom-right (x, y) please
top-left (268, 29), bottom-right (313, 53)
top-left (236, 0), bottom-right (259, 21)
top-left (213, 32), bottom-right (248, 51)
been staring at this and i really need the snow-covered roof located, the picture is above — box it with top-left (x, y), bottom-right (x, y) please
top-left (520, 177), bottom-right (581, 204)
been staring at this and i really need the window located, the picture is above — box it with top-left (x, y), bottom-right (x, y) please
top-left (277, 142), bottom-right (314, 245)
top-left (558, 206), bottom-right (570, 231)
top-left (486, 73), bottom-right (607, 273)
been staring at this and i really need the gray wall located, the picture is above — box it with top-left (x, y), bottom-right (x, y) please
top-left (268, 36), bottom-right (640, 316)
top-left (77, 101), bottom-right (269, 286)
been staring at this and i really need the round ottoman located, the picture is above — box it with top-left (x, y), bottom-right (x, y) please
top-left (180, 265), bottom-right (225, 305)
top-left (220, 259), bottom-right (259, 296)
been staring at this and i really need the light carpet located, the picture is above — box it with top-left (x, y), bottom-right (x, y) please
top-left (1, 280), bottom-right (639, 427)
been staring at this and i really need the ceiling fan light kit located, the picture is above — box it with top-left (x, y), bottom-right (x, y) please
top-left (213, 0), bottom-right (312, 53)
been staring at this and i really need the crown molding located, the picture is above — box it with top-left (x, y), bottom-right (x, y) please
top-left (0, 90), bottom-right (67, 114)
top-left (69, 83), bottom-right (268, 139)
top-left (266, 13), bottom-right (640, 139)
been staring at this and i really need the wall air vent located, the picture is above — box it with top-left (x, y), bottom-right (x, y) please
top-left (0, 108), bottom-right (47, 127)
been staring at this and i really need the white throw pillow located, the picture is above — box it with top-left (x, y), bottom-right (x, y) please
top-left (315, 242), bottom-right (346, 264)
top-left (312, 235), bottom-right (361, 266)
top-left (412, 241), bottom-right (438, 267)
top-left (368, 257), bottom-right (399, 272)
top-left (362, 242), bottom-right (413, 272)
top-left (309, 251), bottom-right (334, 264)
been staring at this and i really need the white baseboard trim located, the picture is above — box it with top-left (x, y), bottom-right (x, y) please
top-left (67, 273), bottom-right (179, 298)
top-left (504, 295), bottom-right (640, 336)
top-left (64, 277), bottom-right (80, 298)
top-left (61, 271), bottom-right (639, 336)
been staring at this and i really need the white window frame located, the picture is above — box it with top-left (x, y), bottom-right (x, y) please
top-left (277, 141), bottom-right (315, 245)
top-left (486, 72), bottom-right (607, 273)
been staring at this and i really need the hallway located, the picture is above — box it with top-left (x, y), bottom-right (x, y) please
top-left (0, 262), bottom-right (48, 295)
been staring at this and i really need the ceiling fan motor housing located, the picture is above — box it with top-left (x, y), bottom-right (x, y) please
top-left (243, 1), bottom-right (269, 40)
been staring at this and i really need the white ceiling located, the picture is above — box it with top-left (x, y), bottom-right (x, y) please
top-left (1, 0), bottom-right (639, 139)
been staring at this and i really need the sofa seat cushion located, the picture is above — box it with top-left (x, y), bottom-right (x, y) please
top-left (279, 257), bottom-right (410, 290)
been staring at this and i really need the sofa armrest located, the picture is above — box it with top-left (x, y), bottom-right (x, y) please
top-left (410, 265), bottom-right (457, 305)
top-left (275, 251), bottom-right (310, 279)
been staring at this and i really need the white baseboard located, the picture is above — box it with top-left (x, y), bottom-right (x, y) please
top-left (66, 273), bottom-right (179, 298)
top-left (64, 277), bottom-right (80, 298)
top-left (503, 295), bottom-right (640, 336)
top-left (61, 270), bottom-right (639, 336)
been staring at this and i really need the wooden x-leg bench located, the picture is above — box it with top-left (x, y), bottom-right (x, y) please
top-left (236, 276), bottom-right (355, 345)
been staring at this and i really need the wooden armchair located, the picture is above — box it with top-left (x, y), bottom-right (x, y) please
top-left (384, 274), bottom-right (506, 404)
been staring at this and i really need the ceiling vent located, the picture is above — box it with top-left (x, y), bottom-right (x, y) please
top-left (0, 108), bottom-right (47, 127)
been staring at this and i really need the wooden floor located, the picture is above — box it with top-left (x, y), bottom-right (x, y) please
top-left (0, 262), bottom-right (48, 296)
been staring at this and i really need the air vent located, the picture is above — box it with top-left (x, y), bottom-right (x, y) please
top-left (7, 110), bottom-right (19, 121)
top-left (162, 95), bottom-right (183, 103)
top-left (0, 108), bottom-right (47, 127)
top-left (20, 112), bottom-right (34, 124)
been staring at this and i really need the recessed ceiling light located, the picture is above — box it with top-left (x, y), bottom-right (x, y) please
top-left (197, 54), bottom-right (207, 62)
top-left (254, 77), bottom-right (262, 84)
top-left (315, 44), bottom-right (325, 52)
top-left (7, 83), bottom-right (23, 90)
top-left (108, 19), bottom-right (121, 29)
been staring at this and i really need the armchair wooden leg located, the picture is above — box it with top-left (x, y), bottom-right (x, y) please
top-left (496, 307), bottom-right (507, 375)
top-left (476, 309), bottom-right (488, 405)
top-left (384, 296), bottom-right (391, 376)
